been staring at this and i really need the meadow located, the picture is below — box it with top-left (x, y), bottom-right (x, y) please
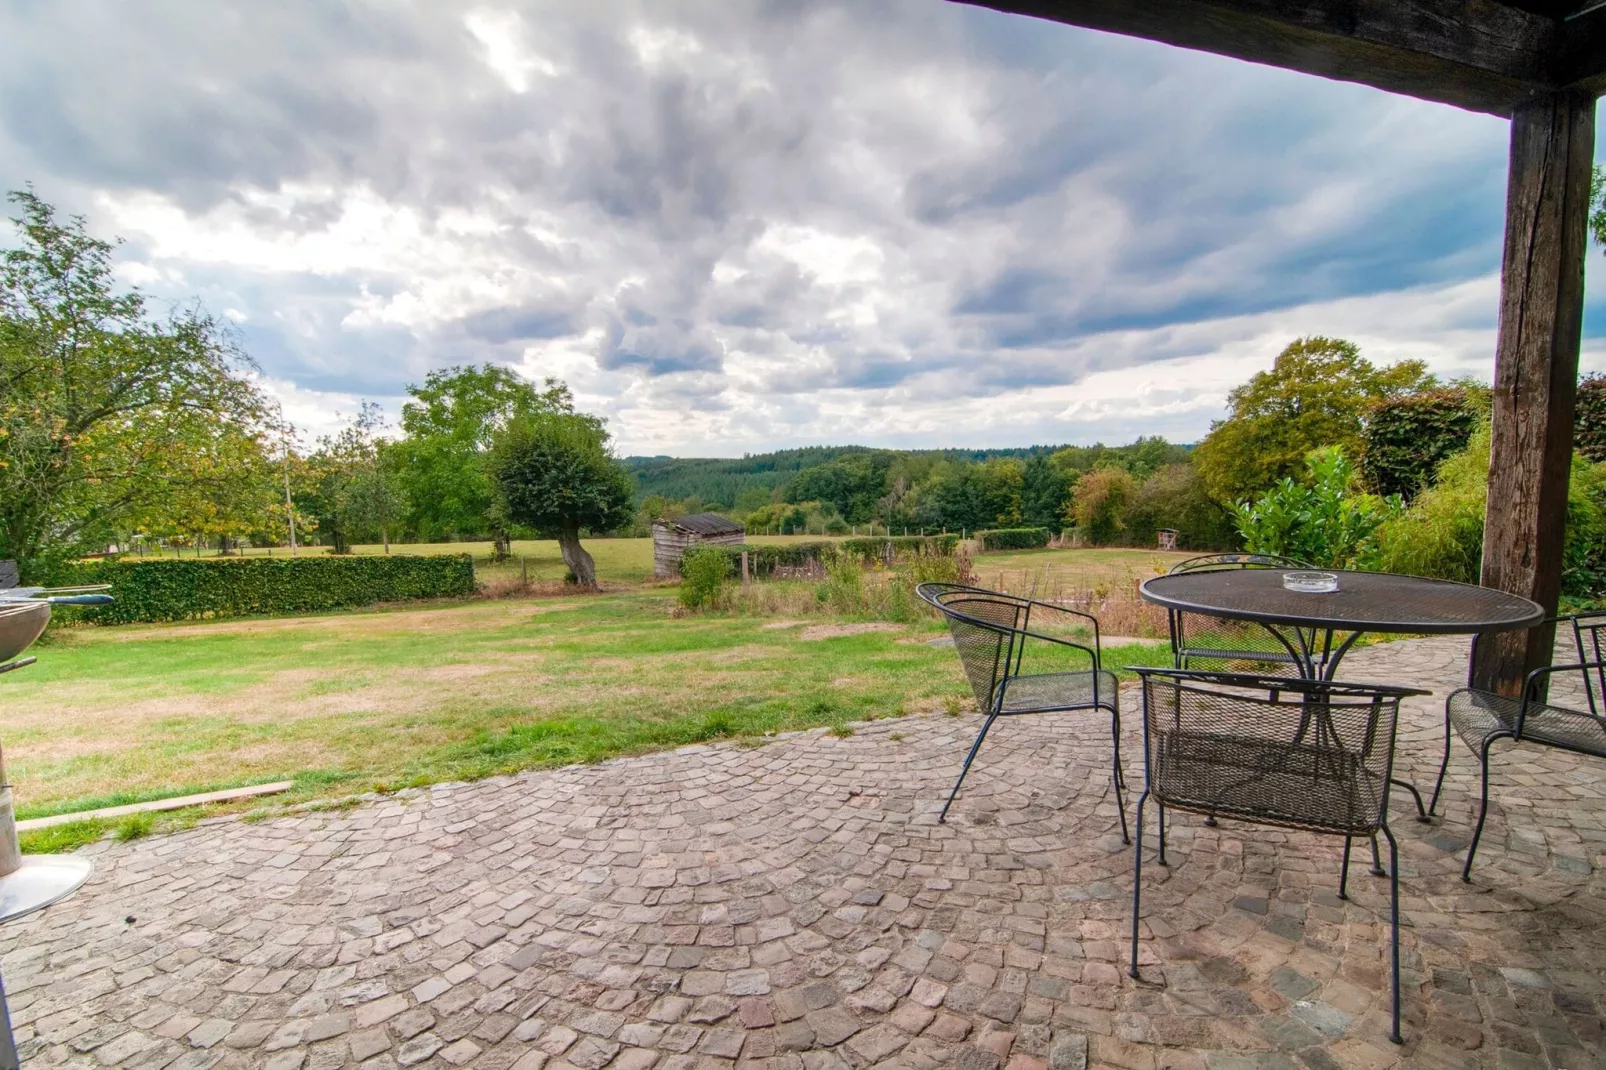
top-left (13, 543), bottom-right (1184, 849)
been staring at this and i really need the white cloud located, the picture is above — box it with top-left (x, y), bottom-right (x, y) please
top-left (2, 0), bottom-right (1600, 459)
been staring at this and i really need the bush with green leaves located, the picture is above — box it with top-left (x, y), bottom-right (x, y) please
top-left (707, 541), bottom-right (833, 577)
top-left (839, 534), bottom-right (959, 560)
top-left (1377, 428), bottom-right (1606, 604)
top-left (1123, 464), bottom-right (1237, 550)
top-left (1362, 387), bottom-right (1484, 500)
top-left (1578, 373), bottom-right (1606, 464)
top-left (1233, 448), bottom-right (1402, 569)
top-left (1067, 468), bottom-right (1135, 545)
top-left (58, 555), bottom-right (475, 623)
top-left (975, 528), bottom-right (1050, 551)
top-left (677, 547), bottom-right (733, 609)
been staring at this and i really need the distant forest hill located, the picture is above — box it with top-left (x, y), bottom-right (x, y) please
top-left (623, 442), bottom-right (1188, 511)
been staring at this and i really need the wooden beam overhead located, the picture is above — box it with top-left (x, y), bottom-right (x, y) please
top-left (956, 0), bottom-right (1606, 115)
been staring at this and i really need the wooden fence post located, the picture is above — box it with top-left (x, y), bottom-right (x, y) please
top-left (741, 551), bottom-right (750, 588)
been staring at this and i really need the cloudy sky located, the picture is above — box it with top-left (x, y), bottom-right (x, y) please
top-left (2, 0), bottom-right (1603, 456)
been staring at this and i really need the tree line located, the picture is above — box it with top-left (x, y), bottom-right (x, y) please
top-left (0, 191), bottom-right (635, 588)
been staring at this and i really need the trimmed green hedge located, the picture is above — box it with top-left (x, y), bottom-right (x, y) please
top-left (975, 528), bottom-right (1050, 551)
top-left (710, 542), bottom-right (834, 577)
top-left (1362, 389), bottom-right (1481, 500)
top-left (61, 555), bottom-right (476, 623)
top-left (1579, 373), bottom-right (1606, 464)
top-left (840, 535), bottom-right (960, 559)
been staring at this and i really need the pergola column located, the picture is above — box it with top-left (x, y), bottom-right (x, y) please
top-left (1474, 90), bottom-right (1597, 696)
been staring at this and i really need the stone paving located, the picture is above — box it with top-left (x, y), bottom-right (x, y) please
top-left (3, 636), bottom-right (1604, 1070)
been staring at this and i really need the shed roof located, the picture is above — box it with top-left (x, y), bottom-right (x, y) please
top-left (659, 513), bottom-right (745, 536)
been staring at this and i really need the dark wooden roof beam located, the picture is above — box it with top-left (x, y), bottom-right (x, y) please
top-left (959, 1), bottom-right (1605, 115)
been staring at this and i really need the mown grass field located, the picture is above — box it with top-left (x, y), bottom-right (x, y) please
top-left (14, 545), bottom-right (1183, 849)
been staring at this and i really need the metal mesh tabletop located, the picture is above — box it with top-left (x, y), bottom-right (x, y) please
top-left (1140, 569), bottom-right (1543, 634)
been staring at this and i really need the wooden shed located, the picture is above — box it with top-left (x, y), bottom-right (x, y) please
top-left (652, 513), bottom-right (746, 578)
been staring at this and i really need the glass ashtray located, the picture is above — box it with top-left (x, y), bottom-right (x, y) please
top-left (1283, 571), bottom-right (1338, 593)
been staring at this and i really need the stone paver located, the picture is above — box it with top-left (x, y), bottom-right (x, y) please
top-left (2, 636), bottom-right (1603, 1069)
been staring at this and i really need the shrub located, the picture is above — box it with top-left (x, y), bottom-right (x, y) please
top-left (1068, 468), bottom-right (1136, 545)
top-left (1124, 464), bottom-right (1237, 550)
top-left (1377, 427), bottom-right (1606, 603)
top-left (1362, 388), bottom-right (1483, 500)
top-left (975, 528), bottom-right (1050, 551)
top-left (1233, 448), bottom-right (1402, 569)
top-left (1578, 374), bottom-right (1606, 464)
top-left (56, 554), bottom-right (476, 624)
top-left (839, 534), bottom-right (959, 560)
top-left (677, 547), bottom-right (732, 609)
top-left (1375, 430), bottom-right (1489, 584)
top-left (709, 541), bottom-right (833, 577)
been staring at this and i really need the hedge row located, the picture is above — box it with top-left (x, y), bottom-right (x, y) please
top-left (974, 527), bottom-right (1051, 551)
top-left (60, 555), bottom-right (476, 624)
top-left (839, 535), bottom-right (960, 558)
top-left (709, 542), bottom-right (835, 577)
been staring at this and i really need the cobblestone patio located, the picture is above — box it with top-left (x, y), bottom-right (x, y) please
top-left (3, 636), bottom-right (1603, 1070)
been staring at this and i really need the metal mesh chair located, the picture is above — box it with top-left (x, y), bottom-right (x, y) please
top-left (1166, 553), bottom-right (1311, 676)
top-left (1429, 613), bottom-right (1606, 881)
top-left (1128, 668), bottom-right (1425, 1044)
top-left (917, 582), bottom-right (1126, 840)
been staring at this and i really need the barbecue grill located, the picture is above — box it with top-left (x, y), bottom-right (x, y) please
top-left (0, 577), bottom-right (113, 1068)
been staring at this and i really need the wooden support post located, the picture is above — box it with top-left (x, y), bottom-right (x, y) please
top-left (1474, 90), bottom-right (1596, 697)
top-left (741, 551), bottom-right (750, 588)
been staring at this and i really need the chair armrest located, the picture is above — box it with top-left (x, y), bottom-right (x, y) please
top-left (1018, 599), bottom-right (1102, 646)
top-left (1012, 626), bottom-right (1101, 668)
top-left (1521, 660), bottom-right (1605, 695)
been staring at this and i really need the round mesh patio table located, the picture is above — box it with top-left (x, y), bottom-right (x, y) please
top-left (1140, 568), bottom-right (1543, 863)
top-left (1140, 568), bottom-right (1543, 681)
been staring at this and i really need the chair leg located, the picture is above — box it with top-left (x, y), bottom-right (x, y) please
top-left (1339, 837), bottom-right (1352, 900)
top-left (1369, 835), bottom-right (1386, 878)
top-left (1110, 710), bottom-right (1130, 845)
top-left (1462, 738), bottom-right (1499, 882)
top-left (1427, 708), bottom-right (1453, 818)
top-left (1129, 792), bottom-right (1148, 979)
top-left (940, 712), bottom-right (998, 824)
top-left (1382, 824), bottom-right (1403, 1045)
top-left (1157, 801), bottom-right (1168, 866)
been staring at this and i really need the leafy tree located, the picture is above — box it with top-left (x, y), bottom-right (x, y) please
top-left (1192, 336), bottom-right (1433, 503)
top-left (785, 452), bottom-right (893, 523)
top-left (1124, 464), bottom-right (1236, 550)
top-left (138, 423), bottom-right (283, 554)
top-left (488, 409), bottom-right (634, 589)
top-left (304, 403), bottom-right (406, 554)
top-left (0, 188), bottom-right (275, 577)
top-left (1233, 448), bottom-right (1402, 569)
top-left (1020, 454), bottom-right (1071, 531)
top-left (392, 364), bottom-right (573, 548)
top-left (1591, 165), bottom-right (1605, 253)
top-left (1067, 467), bottom-right (1135, 545)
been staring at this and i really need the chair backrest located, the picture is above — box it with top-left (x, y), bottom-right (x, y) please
top-left (1163, 555), bottom-right (1310, 674)
top-left (1572, 614), bottom-right (1606, 716)
top-left (1135, 669), bottom-right (1419, 836)
top-left (918, 583), bottom-right (1030, 713)
top-left (1167, 553), bottom-right (1309, 575)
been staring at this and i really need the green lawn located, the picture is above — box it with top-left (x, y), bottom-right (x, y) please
top-left (9, 585), bottom-right (1173, 842)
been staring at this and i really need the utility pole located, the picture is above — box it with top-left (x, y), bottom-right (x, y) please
top-left (283, 441), bottom-right (298, 557)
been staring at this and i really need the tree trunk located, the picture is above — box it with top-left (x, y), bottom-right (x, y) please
top-left (382, 526), bottom-right (390, 554)
top-left (492, 528), bottom-right (511, 561)
top-left (558, 524), bottom-right (598, 590)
